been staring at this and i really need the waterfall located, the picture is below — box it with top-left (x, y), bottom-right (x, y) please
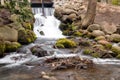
top-left (32, 8), bottom-right (65, 39)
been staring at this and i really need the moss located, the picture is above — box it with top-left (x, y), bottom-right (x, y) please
top-left (111, 46), bottom-right (120, 55)
top-left (22, 22), bottom-right (32, 30)
top-left (112, 38), bottom-right (120, 43)
top-left (0, 41), bottom-right (5, 56)
top-left (95, 36), bottom-right (105, 41)
top-left (5, 42), bottom-right (21, 52)
top-left (83, 49), bottom-right (93, 55)
top-left (112, 0), bottom-right (120, 5)
top-left (92, 53), bottom-right (100, 58)
top-left (55, 43), bottom-right (65, 48)
top-left (18, 29), bottom-right (36, 44)
top-left (104, 43), bottom-right (112, 49)
top-left (73, 31), bottom-right (83, 37)
top-left (55, 38), bottom-right (77, 48)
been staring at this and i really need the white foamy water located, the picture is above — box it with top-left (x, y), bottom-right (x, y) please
top-left (33, 8), bottom-right (65, 39)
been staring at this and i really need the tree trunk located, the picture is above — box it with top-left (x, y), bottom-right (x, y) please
top-left (81, 0), bottom-right (97, 29)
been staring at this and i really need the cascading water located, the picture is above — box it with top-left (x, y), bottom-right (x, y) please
top-left (0, 3), bottom-right (120, 69)
top-left (32, 8), bottom-right (65, 39)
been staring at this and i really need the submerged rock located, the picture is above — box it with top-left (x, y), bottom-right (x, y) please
top-left (31, 46), bottom-right (48, 57)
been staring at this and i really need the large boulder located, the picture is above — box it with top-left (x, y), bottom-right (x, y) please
top-left (0, 26), bottom-right (18, 42)
top-left (102, 22), bottom-right (117, 34)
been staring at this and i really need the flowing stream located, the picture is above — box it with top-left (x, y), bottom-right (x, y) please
top-left (0, 7), bottom-right (120, 69)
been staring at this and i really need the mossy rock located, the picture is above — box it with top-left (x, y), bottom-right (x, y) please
top-left (92, 52), bottom-right (100, 58)
top-left (0, 41), bottom-right (5, 57)
top-left (111, 34), bottom-right (120, 43)
top-left (73, 31), bottom-right (83, 37)
top-left (111, 46), bottom-right (120, 55)
top-left (22, 22), bottom-right (33, 30)
top-left (95, 36), bottom-right (106, 41)
top-left (104, 43), bottom-right (112, 49)
top-left (83, 49), bottom-right (93, 55)
top-left (5, 41), bottom-right (21, 52)
top-left (18, 28), bottom-right (36, 44)
top-left (55, 38), bottom-right (77, 48)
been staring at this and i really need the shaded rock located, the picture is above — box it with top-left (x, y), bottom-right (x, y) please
top-left (31, 46), bottom-right (48, 57)
top-left (102, 22), bottom-right (117, 34)
top-left (0, 40), bottom-right (5, 57)
top-left (92, 30), bottom-right (105, 37)
top-left (0, 26), bottom-right (18, 42)
top-left (87, 24), bottom-right (102, 32)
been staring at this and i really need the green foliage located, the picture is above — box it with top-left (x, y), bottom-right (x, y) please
top-left (112, 0), bottom-right (120, 5)
top-left (55, 38), bottom-right (77, 48)
top-left (5, 0), bottom-right (33, 22)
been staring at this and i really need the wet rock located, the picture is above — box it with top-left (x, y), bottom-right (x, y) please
top-left (30, 46), bottom-right (48, 57)
top-left (87, 24), bottom-right (102, 32)
top-left (92, 30), bottom-right (105, 37)
top-left (100, 50), bottom-right (116, 58)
